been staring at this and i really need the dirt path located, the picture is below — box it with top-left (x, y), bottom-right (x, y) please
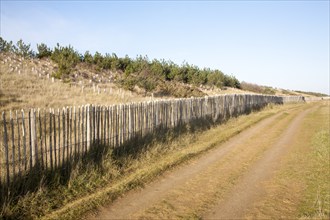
top-left (203, 106), bottom-right (314, 219)
top-left (88, 104), bottom-right (315, 219)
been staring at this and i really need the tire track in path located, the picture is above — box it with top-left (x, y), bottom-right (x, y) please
top-left (203, 105), bottom-right (315, 219)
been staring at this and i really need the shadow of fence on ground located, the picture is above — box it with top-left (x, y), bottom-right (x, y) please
top-left (0, 94), bottom-right (305, 217)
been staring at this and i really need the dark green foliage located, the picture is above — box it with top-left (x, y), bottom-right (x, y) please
top-left (116, 55), bottom-right (131, 71)
top-left (88, 52), bottom-right (129, 72)
top-left (93, 51), bottom-right (103, 66)
top-left (118, 55), bottom-right (241, 96)
top-left (51, 43), bottom-right (80, 79)
top-left (223, 75), bottom-right (241, 88)
top-left (83, 51), bottom-right (93, 65)
top-left (207, 70), bottom-right (225, 88)
top-left (101, 53), bottom-right (112, 69)
top-left (0, 38), bottom-right (33, 57)
top-left (122, 78), bottom-right (136, 91)
top-left (241, 82), bottom-right (276, 95)
top-left (150, 59), bottom-right (166, 77)
top-left (140, 79), bottom-right (156, 93)
top-left (14, 39), bottom-right (33, 58)
top-left (108, 53), bottom-right (121, 70)
top-left (137, 70), bottom-right (157, 95)
top-left (37, 43), bottom-right (52, 58)
top-left (0, 37), bottom-right (243, 93)
top-left (0, 37), bottom-right (15, 52)
top-left (263, 87), bottom-right (276, 95)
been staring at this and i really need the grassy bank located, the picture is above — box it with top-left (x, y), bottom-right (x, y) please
top-left (299, 103), bottom-right (329, 218)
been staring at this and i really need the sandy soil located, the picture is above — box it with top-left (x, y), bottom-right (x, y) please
top-left (88, 104), bottom-right (315, 219)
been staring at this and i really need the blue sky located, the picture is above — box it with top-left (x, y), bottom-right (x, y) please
top-left (1, 1), bottom-right (329, 94)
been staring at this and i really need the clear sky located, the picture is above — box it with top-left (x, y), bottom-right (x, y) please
top-left (1, 1), bottom-right (329, 94)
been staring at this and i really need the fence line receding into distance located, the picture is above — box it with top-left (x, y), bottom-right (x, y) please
top-left (0, 94), bottom-right (304, 194)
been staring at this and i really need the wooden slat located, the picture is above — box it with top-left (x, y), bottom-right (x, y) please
top-left (16, 111), bottom-right (22, 177)
top-left (53, 109), bottom-right (57, 168)
top-left (66, 107), bottom-right (70, 162)
top-left (77, 107), bottom-right (81, 157)
top-left (74, 107), bottom-right (77, 157)
top-left (44, 110), bottom-right (47, 170)
top-left (92, 105), bottom-right (95, 145)
top-left (28, 110), bottom-right (32, 170)
top-left (10, 111), bottom-right (15, 180)
top-left (2, 112), bottom-right (10, 186)
top-left (81, 106), bottom-right (85, 155)
top-left (69, 107), bottom-right (72, 160)
top-left (33, 110), bottom-right (39, 167)
top-left (38, 110), bottom-right (44, 170)
top-left (62, 108), bottom-right (65, 167)
top-left (86, 105), bottom-right (90, 152)
top-left (99, 106), bottom-right (102, 145)
top-left (21, 110), bottom-right (27, 171)
top-left (57, 109), bottom-right (61, 167)
top-left (49, 109), bottom-right (53, 171)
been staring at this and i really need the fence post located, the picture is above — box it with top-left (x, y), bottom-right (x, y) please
top-left (28, 110), bottom-right (32, 170)
top-left (106, 106), bottom-right (109, 146)
top-left (49, 109), bottom-right (53, 171)
top-left (112, 105), bottom-right (116, 148)
top-left (21, 110), bottom-right (27, 171)
top-left (34, 110), bottom-right (39, 167)
top-left (57, 109), bottom-right (61, 167)
top-left (44, 110), bottom-right (48, 170)
top-left (123, 105), bottom-right (126, 143)
top-left (77, 107), bottom-right (81, 157)
top-left (53, 109), bottom-right (57, 169)
top-left (115, 105), bottom-right (119, 148)
top-left (92, 105), bottom-right (95, 145)
top-left (103, 106), bottom-right (107, 145)
top-left (16, 111), bottom-right (22, 177)
top-left (62, 108), bottom-right (66, 167)
top-left (122, 104), bottom-right (125, 145)
top-left (74, 107), bottom-right (77, 157)
top-left (2, 112), bottom-right (10, 187)
top-left (146, 102), bottom-right (149, 133)
top-left (68, 107), bottom-right (71, 160)
top-left (128, 104), bottom-right (131, 140)
top-left (29, 109), bottom-right (35, 168)
top-left (66, 107), bottom-right (70, 162)
top-left (138, 103), bottom-right (142, 137)
top-left (86, 105), bottom-right (90, 152)
top-left (119, 104), bottom-right (123, 145)
top-left (10, 111), bottom-right (15, 180)
top-left (81, 106), bottom-right (85, 155)
top-left (97, 106), bottom-right (100, 145)
top-left (38, 110), bottom-right (44, 170)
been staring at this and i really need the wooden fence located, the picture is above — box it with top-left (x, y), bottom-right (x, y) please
top-left (0, 94), bottom-right (304, 194)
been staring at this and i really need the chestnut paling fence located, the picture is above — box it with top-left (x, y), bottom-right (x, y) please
top-left (0, 94), bottom-right (304, 195)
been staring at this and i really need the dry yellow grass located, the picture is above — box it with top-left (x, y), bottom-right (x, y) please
top-left (42, 103), bottom-right (301, 220)
top-left (0, 53), bottom-right (154, 112)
